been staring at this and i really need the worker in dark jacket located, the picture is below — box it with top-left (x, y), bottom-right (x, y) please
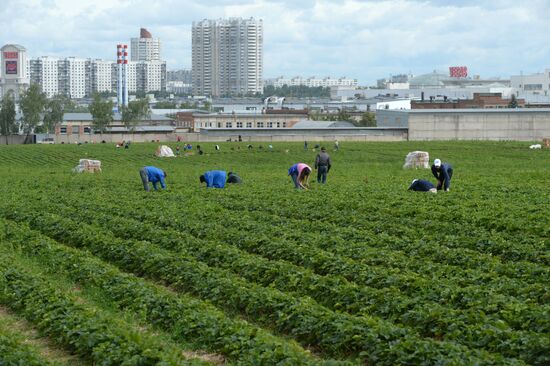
top-left (408, 179), bottom-right (437, 193)
top-left (431, 159), bottom-right (453, 191)
top-left (314, 147), bottom-right (332, 184)
top-left (139, 166), bottom-right (166, 191)
top-left (200, 170), bottom-right (227, 188)
top-left (227, 172), bottom-right (242, 184)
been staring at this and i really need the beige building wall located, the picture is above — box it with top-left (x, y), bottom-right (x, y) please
top-left (408, 111), bottom-right (550, 140)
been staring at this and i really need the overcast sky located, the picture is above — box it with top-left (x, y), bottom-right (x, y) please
top-left (1, 0), bottom-right (549, 85)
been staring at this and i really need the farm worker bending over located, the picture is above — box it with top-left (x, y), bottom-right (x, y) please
top-left (431, 159), bottom-right (453, 192)
top-left (288, 163), bottom-right (312, 189)
top-left (408, 179), bottom-right (437, 193)
top-left (227, 171), bottom-right (242, 184)
top-left (200, 170), bottom-right (227, 188)
top-left (314, 147), bottom-right (332, 184)
top-left (139, 166), bottom-right (166, 191)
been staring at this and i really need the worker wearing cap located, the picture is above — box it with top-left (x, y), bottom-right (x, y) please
top-left (139, 166), bottom-right (166, 191)
top-left (431, 159), bottom-right (453, 191)
top-left (408, 179), bottom-right (437, 193)
top-left (314, 147), bottom-right (332, 184)
top-left (200, 170), bottom-right (227, 188)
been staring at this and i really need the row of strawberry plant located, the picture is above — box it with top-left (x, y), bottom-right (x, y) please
top-left (2, 207), bottom-right (522, 365)
top-left (66, 195), bottom-right (547, 331)
top-left (213, 188), bottom-right (548, 265)
top-left (23, 192), bottom-right (547, 337)
top-left (1, 218), bottom-right (333, 366)
top-left (0, 332), bottom-right (57, 366)
top-left (38, 198), bottom-right (549, 364)
top-left (0, 252), bottom-right (208, 366)
top-left (31, 188), bottom-right (546, 312)
top-left (173, 202), bottom-right (548, 297)
top-left (212, 192), bottom-right (548, 282)
top-left (13, 181), bottom-right (547, 290)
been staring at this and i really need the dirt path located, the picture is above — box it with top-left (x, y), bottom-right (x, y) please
top-left (0, 305), bottom-right (85, 365)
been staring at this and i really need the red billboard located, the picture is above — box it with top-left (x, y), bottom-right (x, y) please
top-left (3, 51), bottom-right (18, 59)
top-left (449, 66), bottom-right (468, 78)
top-left (5, 61), bottom-right (18, 75)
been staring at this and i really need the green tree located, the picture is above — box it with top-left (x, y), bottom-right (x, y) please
top-left (262, 85), bottom-right (330, 98)
top-left (508, 94), bottom-right (518, 108)
top-left (154, 101), bottom-right (178, 109)
top-left (121, 99), bottom-right (150, 132)
top-left (43, 95), bottom-right (65, 135)
top-left (19, 84), bottom-right (47, 134)
top-left (89, 93), bottom-right (114, 136)
top-left (357, 112), bottom-right (376, 127)
top-left (0, 91), bottom-right (17, 144)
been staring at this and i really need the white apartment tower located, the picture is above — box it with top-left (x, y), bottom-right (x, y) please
top-left (131, 28), bottom-right (161, 62)
top-left (192, 18), bottom-right (263, 96)
top-left (30, 56), bottom-right (60, 97)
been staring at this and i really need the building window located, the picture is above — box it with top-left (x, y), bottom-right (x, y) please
top-left (282, 122), bottom-right (287, 127)
top-left (60, 127), bottom-right (67, 134)
top-left (246, 122), bottom-right (252, 128)
top-left (524, 84), bottom-right (542, 91)
top-left (267, 122), bottom-right (273, 128)
top-left (276, 122), bottom-right (280, 128)
top-left (72, 126), bottom-right (80, 134)
top-left (236, 122), bottom-right (243, 128)
top-left (83, 126), bottom-right (92, 134)
top-left (217, 122), bottom-right (222, 128)
top-left (257, 122), bottom-right (264, 128)
top-left (226, 122), bottom-right (232, 128)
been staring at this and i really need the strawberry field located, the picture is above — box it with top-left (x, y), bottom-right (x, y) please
top-left (0, 141), bottom-right (548, 365)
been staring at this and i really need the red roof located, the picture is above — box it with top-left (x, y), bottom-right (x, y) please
top-left (140, 28), bottom-right (152, 38)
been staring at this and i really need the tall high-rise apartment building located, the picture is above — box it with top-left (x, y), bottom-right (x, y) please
top-left (131, 28), bottom-right (161, 62)
top-left (192, 17), bottom-right (263, 96)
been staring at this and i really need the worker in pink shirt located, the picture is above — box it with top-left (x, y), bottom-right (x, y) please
top-left (288, 163), bottom-right (312, 189)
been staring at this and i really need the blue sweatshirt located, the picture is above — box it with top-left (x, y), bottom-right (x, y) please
top-left (204, 170), bottom-right (226, 188)
top-left (144, 166), bottom-right (166, 190)
top-left (408, 179), bottom-right (435, 192)
top-left (431, 163), bottom-right (453, 190)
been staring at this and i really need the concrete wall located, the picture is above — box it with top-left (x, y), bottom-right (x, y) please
top-left (0, 135), bottom-right (28, 145)
top-left (408, 111), bottom-right (550, 141)
top-left (376, 109), bottom-right (409, 127)
top-left (186, 128), bottom-right (408, 142)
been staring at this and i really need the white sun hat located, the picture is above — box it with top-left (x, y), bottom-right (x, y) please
top-left (434, 159), bottom-right (441, 167)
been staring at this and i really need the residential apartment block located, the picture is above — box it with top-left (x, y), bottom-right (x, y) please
top-left (28, 57), bottom-right (166, 98)
top-left (192, 17), bottom-right (263, 96)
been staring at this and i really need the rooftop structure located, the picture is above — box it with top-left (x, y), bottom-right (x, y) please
top-left (131, 28), bottom-right (161, 62)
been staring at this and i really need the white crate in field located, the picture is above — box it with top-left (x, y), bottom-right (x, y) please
top-left (73, 159), bottom-right (102, 173)
top-left (403, 151), bottom-right (430, 169)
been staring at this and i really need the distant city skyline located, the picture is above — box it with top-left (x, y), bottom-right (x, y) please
top-left (1, 0), bottom-right (549, 85)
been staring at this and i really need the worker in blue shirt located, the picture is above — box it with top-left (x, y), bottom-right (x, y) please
top-left (200, 170), bottom-right (227, 188)
top-left (408, 179), bottom-right (437, 193)
top-left (139, 166), bottom-right (166, 191)
top-left (431, 158), bottom-right (453, 192)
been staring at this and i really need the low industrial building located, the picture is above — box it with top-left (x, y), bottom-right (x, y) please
top-left (53, 113), bottom-right (175, 143)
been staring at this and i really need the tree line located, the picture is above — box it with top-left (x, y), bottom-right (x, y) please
top-left (0, 85), bottom-right (151, 144)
